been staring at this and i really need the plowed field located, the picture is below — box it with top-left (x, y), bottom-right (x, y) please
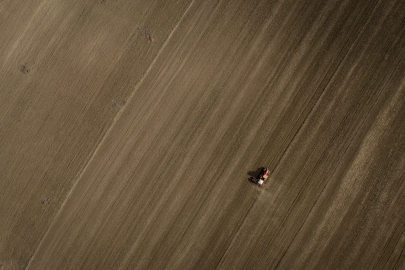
top-left (1, 0), bottom-right (405, 269)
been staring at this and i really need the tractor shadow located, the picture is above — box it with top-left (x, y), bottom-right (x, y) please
top-left (247, 167), bottom-right (265, 178)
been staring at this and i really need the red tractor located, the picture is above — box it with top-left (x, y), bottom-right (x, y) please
top-left (250, 167), bottom-right (269, 188)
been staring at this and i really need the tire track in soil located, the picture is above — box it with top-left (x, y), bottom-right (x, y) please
top-left (216, 1), bottom-right (381, 269)
top-left (25, 1), bottom-right (197, 269)
top-left (269, 2), bottom-right (405, 268)
top-left (22, 0), bottom-right (405, 268)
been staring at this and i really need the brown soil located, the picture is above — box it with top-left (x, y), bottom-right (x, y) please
top-left (1, 0), bottom-right (405, 269)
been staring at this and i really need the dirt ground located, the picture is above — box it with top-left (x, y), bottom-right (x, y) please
top-left (1, 0), bottom-right (405, 269)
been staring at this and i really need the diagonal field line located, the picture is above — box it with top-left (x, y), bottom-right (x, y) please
top-left (25, 0), bottom-right (197, 268)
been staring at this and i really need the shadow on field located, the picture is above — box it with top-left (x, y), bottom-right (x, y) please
top-left (247, 167), bottom-right (264, 177)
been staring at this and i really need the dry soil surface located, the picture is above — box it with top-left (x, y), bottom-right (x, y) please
top-left (1, 0), bottom-right (405, 269)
